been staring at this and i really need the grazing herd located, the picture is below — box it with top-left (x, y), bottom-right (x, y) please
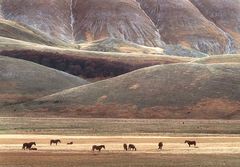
top-left (22, 139), bottom-right (197, 151)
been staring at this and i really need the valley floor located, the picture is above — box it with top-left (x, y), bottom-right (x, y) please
top-left (0, 118), bottom-right (239, 166)
top-left (0, 152), bottom-right (239, 167)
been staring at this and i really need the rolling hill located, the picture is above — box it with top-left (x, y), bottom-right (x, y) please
top-left (193, 54), bottom-right (240, 64)
top-left (0, 0), bottom-right (240, 119)
top-left (0, 36), bottom-right (193, 80)
top-left (13, 63), bottom-right (240, 119)
top-left (0, 56), bottom-right (88, 106)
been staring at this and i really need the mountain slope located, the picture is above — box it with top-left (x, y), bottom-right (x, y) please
top-left (2, 0), bottom-right (239, 55)
top-left (1, 0), bottom-right (73, 41)
top-left (72, 0), bottom-right (165, 47)
top-left (18, 63), bottom-right (240, 119)
top-left (0, 0), bottom-right (165, 47)
top-left (137, 0), bottom-right (230, 55)
top-left (0, 56), bottom-right (88, 106)
top-left (0, 19), bottom-right (66, 46)
top-left (190, 0), bottom-right (240, 53)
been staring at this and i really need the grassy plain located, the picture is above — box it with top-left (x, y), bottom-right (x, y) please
top-left (1, 117), bottom-right (240, 135)
top-left (0, 117), bottom-right (239, 167)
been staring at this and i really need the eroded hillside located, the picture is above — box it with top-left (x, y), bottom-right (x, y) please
top-left (1, 0), bottom-right (240, 54)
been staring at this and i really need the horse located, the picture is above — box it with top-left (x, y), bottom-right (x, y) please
top-left (92, 145), bottom-right (105, 152)
top-left (128, 144), bottom-right (137, 151)
top-left (185, 140), bottom-right (197, 147)
top-left (67, 142), bottom-right (73, 145)
top-left (158, 142), bottom-right (163, 150)
top-left (29, 148), bottom-right (37, 151)
top-left (123, 143), bottom-right (128, 151)
top-left (22, 142), bottom-right (36, 150)
top-left (50, 139), bottom-right (61, 145)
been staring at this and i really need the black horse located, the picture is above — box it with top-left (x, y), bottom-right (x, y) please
top-left (123, 143), bottom-right (128, 151)
top-left (50, 139), bottom-right (61, 145)
top-left (22, 142), bottom-right (36, 150)
top-left (92, 145), bottom-right (105, 151)
top-left (158, 142), bottom-right (163, 150)
top-left (185, 140), bottom-right (197, 147)
top-left (128, 144), bottom-right (137, 151)
top-left (67, 142), bottom-right (73, 145)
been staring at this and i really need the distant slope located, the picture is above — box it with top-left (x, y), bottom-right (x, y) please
top-left (1, 0), bottom-right (239, 55)
top-left (137, 0), bottom-right (230, 55)
top-left (0, 37), bottom-right (193, 80)
top-left (79, 37), bottom-right (207, 57)
top-left (190, 0), bottom-right (240, 53)
top-left (0, 0), bottom-right (165, 47)
top-left (79, 38), bottom-right (164, 54)
top-left (0, 56), bottom-right (88, 106)
top-left (193, 54), bottom-right (240, 64)
top-left (0, 19), bottom-right (66, 46)
top-left (72, 0), bottom-right (165, 47)
top-left (1, 0), bottom-right (73, 42)
top-left (18, 63), bottom-right (240, 119)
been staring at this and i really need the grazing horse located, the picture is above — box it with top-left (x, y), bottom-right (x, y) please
top-left (67, 142), bottom-right (73, 145)
top-left (123, 143), bottom-right (128, 151)
top-left (158, 142), bottom-right (163, 150)
top-left (22, 142), bottom-right (36, 150)
top-left (185, 140), bottom-right (197, 147)
top-left (128, 144), bottom-right (137, 151)
top-left (92, 145), bottom-right (105, 152)
top-left (50, 139), bottom-right (61, 145)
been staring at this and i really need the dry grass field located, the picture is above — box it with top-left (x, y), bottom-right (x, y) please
top-left (1, 117), bottom-right (240, 135)
top-left (0, 117), bottom-right (239, 166)
top-left (0, 152), bottom-right (239, 167)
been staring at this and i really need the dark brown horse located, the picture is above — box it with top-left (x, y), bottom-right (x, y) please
top-left (158, 142), bottom-right (163, 150)
top-left (67, 142), bottom-right (73, 145)
top-left (128, 144), bottom-right (137, 151)
top-left (92, 145), bottom-right (105, 151)
top-left (185, 140), bottom-right (197, 147)
top-left (22, 142), bottom-right (36, 150)
top-left (123, 143), bottom-right (128, 151)
top-left (50, 139), bottom-right (61, 145)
